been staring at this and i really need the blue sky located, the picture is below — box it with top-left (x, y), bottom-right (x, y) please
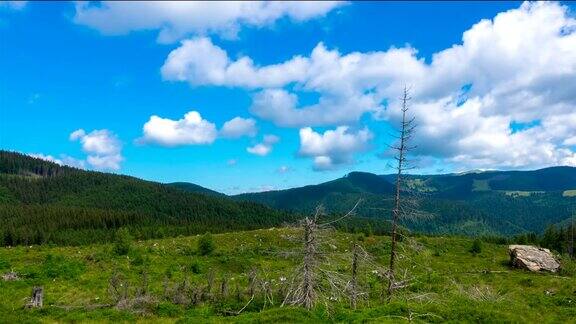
top-left (1, 1), bottom-right (575, 194)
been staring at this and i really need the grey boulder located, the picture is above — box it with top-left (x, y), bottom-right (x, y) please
top-left (508, 245), bottom-right (560, 272)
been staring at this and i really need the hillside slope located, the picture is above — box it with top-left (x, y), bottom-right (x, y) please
top-left (0, 151), bottom-right (296, 246)
top-left (235, 172), bottom-right (394, 212)
top-left (167, 182), bottom-right (224, 197)
top-left (381, 167), bottom-right (576, 198)
top-left (236, 168), bottom-right (576, 236)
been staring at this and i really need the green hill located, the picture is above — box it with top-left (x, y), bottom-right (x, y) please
top-left (235, 168), bottom-right (576, 236)
top-left (235, 171), bottom-right (394, 212)
top-left (0, 151), bottom-right (296, 246)
top-left (167, 182), bottom-right (225, 197)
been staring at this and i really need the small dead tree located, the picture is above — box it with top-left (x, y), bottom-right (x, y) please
top-left (283, 209), bottom-right (320, 309)
top-left (220, 276), bottom-right (229, 299)
top-left (246, 267), bottom-right (258, 298)
top-left (283, 201), bottom-right (361, 310)
top-left (388, 86), bottom-right (417, 296)
top-left (302, 214), bottom-right (318, 309)
top-left (346, 242), bottom-right (372, 308)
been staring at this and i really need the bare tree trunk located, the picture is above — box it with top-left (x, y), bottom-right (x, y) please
top-left (220, 276), bottom-right (229, 299)
top-left (302, 216), bottom-right (317, 309)
top-left (247, 267), bottom-right (257, 297)
top-left (350, 243), bottom-right (359, 309)
top-left (27, 286), bottom-right (43, 308)
top-left (388, 87), bottom-right (414, 296)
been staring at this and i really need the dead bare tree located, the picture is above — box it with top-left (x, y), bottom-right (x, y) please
top-left (246, 267), bottom-right (258, 297)
top-left (109, 271), bottom-right (157, 314)
top-left (283, 201), bottom-right (361, 310)
top-left (388, 86), bottom-right (417, 296)
top-left (283, 207), bottom-right (321, 309)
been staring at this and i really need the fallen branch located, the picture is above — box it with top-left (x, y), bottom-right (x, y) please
top-left (223, 294), bottom-right (255, 316)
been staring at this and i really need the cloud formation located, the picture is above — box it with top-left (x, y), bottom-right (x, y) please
top-left (74, 1), bottom-right (344, 43)
top-left (299, 126), bottom-right (373, 171)
top-left (140, 111), bottom-right (218, 146)
top-left (162, 2), bottom-right (576, 170)
top-left (70, 129), bottom-right (123, 170)
top-left (220, 117), bottom-right (257, 138)
top-left (247, 134), bottom-right (280, 156)
top-left (139, 112), bottom-right (259, 146)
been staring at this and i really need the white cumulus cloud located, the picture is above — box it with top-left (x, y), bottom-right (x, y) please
top-left (247, 134), bottom-right (280, 156)
top-left (70, 129), bottom-right (123, 170)
top-left (73, 1), bottom-right (345, 43)
top-left (220, 117), bottom-right (257, 138)
top-left (299, 126), bottom-right (373, 171)
top-left (140, 111), bottom-right (218, 146)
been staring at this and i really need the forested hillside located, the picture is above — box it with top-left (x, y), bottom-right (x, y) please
top-left (0, 151), bottom-right (298, 246)
top-left (166, 182), bottom-right (224, 197)
top-left (236, 170), bottom-right (576, 236)
top-left (381, 167), bottom-right (576, 198)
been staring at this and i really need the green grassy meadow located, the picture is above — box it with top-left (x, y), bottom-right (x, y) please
top-left (1, 228), bottom-right (575, 323)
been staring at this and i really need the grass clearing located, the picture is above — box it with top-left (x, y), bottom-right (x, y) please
top-left (0, 228), bottom-right (574, 323)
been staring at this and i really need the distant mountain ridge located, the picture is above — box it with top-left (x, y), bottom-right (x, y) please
top-left (235, 167), bottom-right (576, 236)
top-left (379, 166), bottom-right (576, 198)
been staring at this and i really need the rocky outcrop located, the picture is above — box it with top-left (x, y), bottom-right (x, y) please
top-left (508, 245), bottom-right (560, 272)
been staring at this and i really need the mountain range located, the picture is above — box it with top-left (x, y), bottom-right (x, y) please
top-left (1, 150), bottom-right (575, 246)
top-left (233, 168), bottom-right (576, 236)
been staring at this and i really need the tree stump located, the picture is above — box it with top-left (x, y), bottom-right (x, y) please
top-left (26, 286), bottom-right (43, 308)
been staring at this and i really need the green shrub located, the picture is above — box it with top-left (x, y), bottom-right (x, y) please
top-left (189, 260), bottom-right (202, 274)
top-left (470, 238), bottom-right (482, 255)
top-left (113, 228), bottom-right (132, 256)
top-left (197, 233), bottom-right (215, 256)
